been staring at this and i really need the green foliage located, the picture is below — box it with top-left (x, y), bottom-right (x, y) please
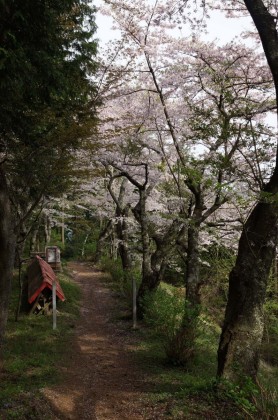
top-left (100, 256), bottom-right (141, 303)
top-left (0, 0), bottom-right (98, 131)
top-left (134, 315), bottom-right (244, 419)
top-left (143, 285), bottom-right (199, 364)
top-left (100, 256), bottom-right (125, 285)
top-left (261, 300), bottom-right (278, 366)
top-left (261, 268), bottom-right (278, 366)
top-left (0, 0), bottom-right (99, 224)
top-left (217, 377), bottom-right (258, 415)
top-left (143, 284), bottom-right (185, 342)
top-left (200, 245), bottom-right (236, 324)
top-left (216, 373), bottom-right (278, 418)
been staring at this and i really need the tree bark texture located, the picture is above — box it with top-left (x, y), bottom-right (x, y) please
top-left (0, 168), bottom-right (15, 346)
top-left (218, 194), bottom-right (278, 380)
top-left (136, 190), bottom-right (152, 317)
top-left (185, 223), bottom-right (201, 305)
top-left (217, 0), bottom-right (278, 381)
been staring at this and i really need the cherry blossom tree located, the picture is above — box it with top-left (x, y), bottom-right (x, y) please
top-left (97, 0), bottom-right (277, 367)
top-left (92, 0), bottom-right (278, 374)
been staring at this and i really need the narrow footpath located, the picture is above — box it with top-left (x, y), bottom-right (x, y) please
top-left (43, 262), bottom-right (156, 420)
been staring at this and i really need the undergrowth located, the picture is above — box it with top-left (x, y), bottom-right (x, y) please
top-left (134, 283), bottom-right (278, 420)
top-left (0, 266), bottom-right (81, 419)
top-left (100, 254), bottom-right (278, 419)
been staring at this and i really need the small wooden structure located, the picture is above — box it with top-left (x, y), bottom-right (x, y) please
top-left (45, 246), bottom-right (61, 271)
top-left (30, 246), bottom-right (62, 272)
top-left (27, 255), bottom-right (65, 314)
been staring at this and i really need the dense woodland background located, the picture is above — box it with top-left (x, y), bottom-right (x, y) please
top-left (0, 0), bottom-right (278, 418)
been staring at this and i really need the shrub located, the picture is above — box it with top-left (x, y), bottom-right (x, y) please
top-left (143, 285), bottom-right (184, 337)
top-left (143, 285), bottom-right (199, 364)
top-left (100, 256), bottom-right (141, 303)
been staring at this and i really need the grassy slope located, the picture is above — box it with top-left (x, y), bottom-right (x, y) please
top-left (0, 267), bottom-right (81, 419)
top-left (104, 268), bottom-right (278, 420)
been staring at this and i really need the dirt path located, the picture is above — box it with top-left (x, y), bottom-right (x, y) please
top-left (43, 262), bottom-right (154, 420)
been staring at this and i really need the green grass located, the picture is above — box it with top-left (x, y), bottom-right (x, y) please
top-left (96, 255), bottom-right (278, 419)
top-left (131, 323), bottom-right (246, 419)
top-left (0, 266), bottom-right (81, 419)
top-left (131, 315), bottom-right (278, 419)
top-left (115, 282), bottom-right (276, 419)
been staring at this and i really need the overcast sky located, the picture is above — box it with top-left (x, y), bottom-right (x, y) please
top-left (94, 1), bottom-right (253, 46)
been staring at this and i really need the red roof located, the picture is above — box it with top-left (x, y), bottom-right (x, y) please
top-left (27, 256), bottom-right (65, 304)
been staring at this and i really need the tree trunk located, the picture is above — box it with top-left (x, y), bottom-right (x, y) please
top-left (218, 187), bottom-right (278, 381)
top-left (136, 190), bottom-right (152, 317)
top-left (0, 168), bottom-right (15, 350)
top-left (44, 214), bottom-right (51, 245)
top-left (29, 214), bottom-right (42, 253)
top-left (217, 0), bottom-right (278, 382)
top-left (168, 222), bottom-right (201, 365)
top-left (185, 223), bottom-right (201, 305)
top-left (14, 222), bottom-right (27, 268)
top-left (94, 219), bottom-right (114, 263)
top-left (116, 206), bottom-right (132, 270)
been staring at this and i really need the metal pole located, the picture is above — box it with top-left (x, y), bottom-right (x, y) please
top-left (132, 277), bottom-right (137, 329)
top-left (52, 280), bottom-right (57, 330)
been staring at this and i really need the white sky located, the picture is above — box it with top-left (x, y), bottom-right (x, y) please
top-left (94, 0), bottom-right (253, 46)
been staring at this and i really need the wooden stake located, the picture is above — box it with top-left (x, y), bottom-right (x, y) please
top-left (132, 277), bottom-right (137, 329)
top-left (52, 280), bottom-right (57, 330)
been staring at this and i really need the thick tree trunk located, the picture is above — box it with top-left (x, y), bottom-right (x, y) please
top-left (217, 0), bottom-right (278, 382)
top-left (218, 182), bottom-right (278, 381)
top-left (185, 223), bottom-right (201, 305)
top-left (0, 168), bottom-right (15, 349)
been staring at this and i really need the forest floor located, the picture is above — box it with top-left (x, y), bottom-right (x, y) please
top-left (41, 262), bottom-right (243, 420)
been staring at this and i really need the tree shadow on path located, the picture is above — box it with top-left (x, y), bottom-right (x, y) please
top-left (43, 262), bottom-right (157, 420)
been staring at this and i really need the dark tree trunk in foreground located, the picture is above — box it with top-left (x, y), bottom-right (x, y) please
top-left (217, 0), bottom-right (278, 381)
top-left (0, 168), bottom-right (15, 350)
top-left (218, 181), bottom-right (278, 380)
top-left (185, 223), bottom-right (202, 305)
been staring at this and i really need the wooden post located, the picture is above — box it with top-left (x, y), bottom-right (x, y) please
top-left (132, 277), bottom-right (137, 329)
top-left (52, 280), bottom-right (57, 330)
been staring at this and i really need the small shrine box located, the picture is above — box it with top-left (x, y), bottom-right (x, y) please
top-left (45, 246), bottom-right (61, 271)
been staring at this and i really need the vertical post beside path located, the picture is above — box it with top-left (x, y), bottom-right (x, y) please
top-left (132, 277), bottom-right (137, 329)
top-left (52, 280), bottom-right (57, 330)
